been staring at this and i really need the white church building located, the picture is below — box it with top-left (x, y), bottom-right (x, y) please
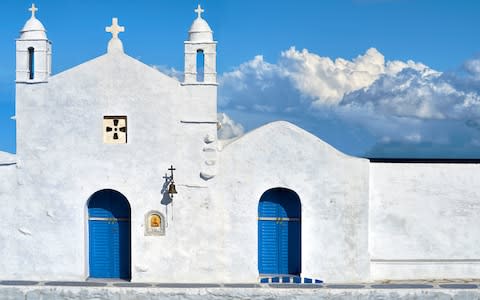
top-left (1, 5), bottom-right (480, 284)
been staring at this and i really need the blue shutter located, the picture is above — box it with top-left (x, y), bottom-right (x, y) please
top-left (111, 220), bottom-right (120, 278)
top-left (278, 221), bottom-right (289, 274)
top-left (88, 190), bottom-right (131, 279)
top-left (260, 199), bottom-right (280, 218)
top-left (258, 219), bottom-right (279, 274)
top-left (288, 221), bottom-right (301, 274)
top-left (258, 188), bottom-right (301, 276)
top-left (118, 220), bottom-right (131, 278)
top-left (89, 220), bottom-right (113, 278)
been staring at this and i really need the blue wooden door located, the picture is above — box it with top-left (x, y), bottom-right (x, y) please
top-left (88, 190), bottom-right (131, 279)
top-left (258, 188), bottom-right (301, 276)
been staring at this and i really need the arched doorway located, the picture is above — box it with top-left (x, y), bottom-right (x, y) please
top-left (258, 188), bottom-right (301, 276)
top-left (88, 189), bottom-right (131, 279)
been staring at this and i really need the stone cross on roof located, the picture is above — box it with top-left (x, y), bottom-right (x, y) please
top-left (195, 4), bottom-right (204, 18)
top-left (105, 17), bottom-right (125, 53)
top-left (29, 3), bottom-right (38, 18)
top-left (105, 18), bottom-right (125, 40)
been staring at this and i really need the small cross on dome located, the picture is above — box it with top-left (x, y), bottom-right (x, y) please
top-left (106, 18), bottom-right (125, 40)
top-left (195, 4), bottom-right (204, 19)
top-left (28, 3), bottom-right (38, 18)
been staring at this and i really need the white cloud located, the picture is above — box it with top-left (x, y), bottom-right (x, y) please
top-left (219, 47), bottom-right (435, 112)
top-left (218, 48), bottom-right (480, 156)
top-left (219, 55), bottom-right (301, 113)
top-left (341, 67), bottom-right (480, 120)
top-left (282, 47), bottom-right (388, 105)
top-left (151, 65), bottom-right (183, 81)
top-left (219, 47), bottom-right (480, 122)
top-left (405, 133), bottom-right (422, 143)
top-left (217, 112), bottom-right (245, 140)
top-left (464, 58), bottom-right (480, 79)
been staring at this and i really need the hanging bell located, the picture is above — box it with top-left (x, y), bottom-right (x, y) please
top-left (168, 182), bottom-right (178, 196)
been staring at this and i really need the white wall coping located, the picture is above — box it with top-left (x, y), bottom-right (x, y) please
top-left (0, 151), bottom-right (16, 165)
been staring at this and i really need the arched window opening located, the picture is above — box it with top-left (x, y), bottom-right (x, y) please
top-left (196, 49), bottom-right (204, 82)
top-left (87, 189), bottom-right (131, 280)
top-left (258, 187), bottom-right (301, 277)
top-left (28, 47), bottom-right (35, 80)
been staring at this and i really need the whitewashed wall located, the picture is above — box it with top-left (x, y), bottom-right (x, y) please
top-left (0, 153), bottom-right (20, 278)
top-left (7, 48), bottom-right (480, 284)
top-left (216, 122), bottom-right (370, 283)
top-left (370, 163), bottom-right (480, 280)
top-left (7, 51), bottom-right (222, 282)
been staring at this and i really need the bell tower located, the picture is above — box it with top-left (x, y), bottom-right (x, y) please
top-left (16, 4), bottom-right (51, 83)
top-left (182, 5), bottom-right (219, 181)
top-left (183, 5), bottom-right (217, 85)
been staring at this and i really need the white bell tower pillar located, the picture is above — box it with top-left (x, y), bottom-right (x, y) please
top-left (182, 5), bottom-right (219, 181)
top-left (184, 5), bottom-right (217, 85)
top-left (16, 4), bottom-right (51, 83)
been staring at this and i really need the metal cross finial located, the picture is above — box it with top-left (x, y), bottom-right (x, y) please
top-left (106, 18), bottom-right (125, 40)
top-left (194, 4), bottom-right (204, 18)
top-left (168, 165), bottom-right (176, 179)
top-left (163, 173), bottom-right (170, 181)
top-left (29, 3), bottom-right (38, 18)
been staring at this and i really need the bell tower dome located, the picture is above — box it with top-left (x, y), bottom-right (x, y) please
top-left (183, 5), bottom-right (217, 85)
top-left (16, 4), bottom-right (52, 83)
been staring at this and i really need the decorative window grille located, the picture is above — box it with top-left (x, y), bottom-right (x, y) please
top-left (103, 116), bottom-right (127, 144)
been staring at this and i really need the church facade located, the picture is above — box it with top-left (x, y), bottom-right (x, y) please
top-left (0, 5), bottom-right (479, 283)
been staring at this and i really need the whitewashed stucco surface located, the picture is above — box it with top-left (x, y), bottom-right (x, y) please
top-left (1, 286), bottom-right (479, 300)
top-left (216, 122), bottom-right (370, 283)
top-left (0, 151), bottom-right (16, 164)
top-left (0, 156), bottom-right (18, 276)
top-left (7, 47), bottom-right (372, 282)
top-left (6, 49), bottom-right (480, 284)
top-left (8, 51), bottom-right (221, 282)
top-left (370, 163), bottom-right (480, 280)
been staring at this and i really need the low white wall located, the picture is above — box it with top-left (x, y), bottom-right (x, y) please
top-left (370, 162), bottom-right (480, 280)
top-left (0, 286), bottom-right (478, 300)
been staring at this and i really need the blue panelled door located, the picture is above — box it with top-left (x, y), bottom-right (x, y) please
top-left (88, 189), bottom-right (131, 279)
top-left (258, 188), bottom-right (301, 276)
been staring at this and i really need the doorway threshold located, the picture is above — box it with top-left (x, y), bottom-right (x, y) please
top-left (86, 278), bottom-right (130, 283)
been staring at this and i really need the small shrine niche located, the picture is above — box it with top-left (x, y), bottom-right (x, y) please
top-left (103, 116), bottom-right (127, 144)
top-left (145, 211), bottom-right (165, 236)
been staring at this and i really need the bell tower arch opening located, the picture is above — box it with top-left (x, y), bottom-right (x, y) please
top-left (28, 47), bottom-right (34, 79)
top-left (16, 4), bottom-right (51, 83)
top-left (196, 49), bottom-right (205, 82)
top-left (183, 4), bottom-right (217, 85)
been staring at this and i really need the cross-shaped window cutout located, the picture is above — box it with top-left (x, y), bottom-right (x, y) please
top-left (103, 116), bottom-right (127, 144)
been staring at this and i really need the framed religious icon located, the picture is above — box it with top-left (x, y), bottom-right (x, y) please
top-left (145, 211), bottom-right (165, 236)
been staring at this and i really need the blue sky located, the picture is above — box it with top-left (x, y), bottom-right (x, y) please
top-left (1, 0), bottom-right (480, 157)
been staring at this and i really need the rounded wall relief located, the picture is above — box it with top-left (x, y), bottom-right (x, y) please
top-left (145, 211), bottom-right (165, 236)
